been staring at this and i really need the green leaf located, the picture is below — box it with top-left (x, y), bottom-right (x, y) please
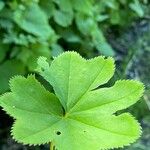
top-left (60, 29), bottom-right (82, 43)
top-left (92, 29), bottom-right (115, 56)
top-left (0, 1), bottom-right (4, 11)
top-left (39, 0), bottom-right (55, 18)
top-left (129, 0), bottom-right (144, 17)
top-left (69, 80), bottom-right (144, 114)
top-left (54, 10), bottom-right (73, 27)
top-left (51, 44), bottom-right (64, 57)
top-left (38, 52), bottom-right (115, 111)
top-left (0, 60), bottom-right (25, 93)
top-left (95, 42), bottom-right (115, 56)
top-left (0, 75), bottom-right (63, 142)
top-left (54, 0), bottom-right (73, 12)
top-left (14, 3), bottom-right (54, 39)
top-left (75, 13), bottom-right (95, 35)
top-left (17, 43), bottom-right (51, 71)
top-left (3, 31), bottom-right (36, 46)
top-left (96, 14), bottom-right (109, 22)
top-left (53, 0), bottom-right (73, 27)
top-left (72, 0), bottom-right (93, 15)
top-left (110, 10), bottom-right (121, 25)
top-left (0, 52), bottom-right (144, 149)
top-left (104, 0), bottom-right (119, 9)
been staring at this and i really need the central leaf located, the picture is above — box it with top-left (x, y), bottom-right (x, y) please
top-left (0, 52), bottom-right (144, 150)
top-left (38, 52), bottom-right (115, 112)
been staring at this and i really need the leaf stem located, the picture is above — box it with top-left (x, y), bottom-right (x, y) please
top-left (50, 142), bottom-right (55, 150)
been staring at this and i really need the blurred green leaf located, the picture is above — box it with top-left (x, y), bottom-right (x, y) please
top-left (14, 3), bottom-right (54, 39)
top-left (51, 44), bottom-right (64, 57)
top-left (17, 44), bottom-right (50, 71)
top-left (54, 10), bottom-right (73, 27)
top-left (0, 1), bottom-right (4, 11)
top-left (104, 0), bottom-right (119, 9)
top-left (92, 29), bottom-right (115, 56)
top-left (72, 0), bottom-right (93, 15)
top-left (0, 60), bottom-right (25, 93)
top-left (96, 14), bottom-right (109, 22)
top-left (129, 0), bottom-right (144, 17)
top-left (39, 0), bottom-right (54, 18)
top-left (61, 29), bottom-right (82, 43)
top-left (76, 13), bottom-right (95, 35)
top-left (110, 10), bottom-right (121, 25)
top-left (54, 0), bottom-right (73, 12)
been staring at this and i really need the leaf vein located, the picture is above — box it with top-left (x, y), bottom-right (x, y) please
top-left (68, 118), bottom-right (136, 137)
top-left (69, 60), bottom-right (106, 112)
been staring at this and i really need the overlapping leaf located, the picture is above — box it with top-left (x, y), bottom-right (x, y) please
top-left (0, 52), bottom-right (144, 150)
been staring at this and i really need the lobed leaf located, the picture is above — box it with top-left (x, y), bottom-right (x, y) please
top-left (38, 52), bottom-right (115, 111)
top-left (0, 52), bottom-right (144, 150)
top-left (69, 80), bottom-right (144, 114)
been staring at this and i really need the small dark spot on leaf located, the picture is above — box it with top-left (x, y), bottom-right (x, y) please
top-left (56, 131), bottom-right (61, 135)
top-left (83, 130), bottom-right (86, 133)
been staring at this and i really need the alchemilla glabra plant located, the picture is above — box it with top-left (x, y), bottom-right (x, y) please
top-left (0, 52), bottom-right (144, 150)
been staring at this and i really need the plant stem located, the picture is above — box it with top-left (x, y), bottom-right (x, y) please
top-left (50, 142), bottom-right (55, 150)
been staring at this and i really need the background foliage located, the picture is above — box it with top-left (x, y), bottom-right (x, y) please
top-left (0, 0), bottom-right (150, 150)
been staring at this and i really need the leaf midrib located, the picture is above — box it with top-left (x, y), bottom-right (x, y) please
top-left (68, 117), bottom-right (138, 137)
top-left (68, 60), bottom-right (106, 113)
top-left (70, 87), bottom-right (141, 114)
top-left (66, 54), bottom-right (71, 111)
top-left (5, 104), bottom-right (61, 118)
